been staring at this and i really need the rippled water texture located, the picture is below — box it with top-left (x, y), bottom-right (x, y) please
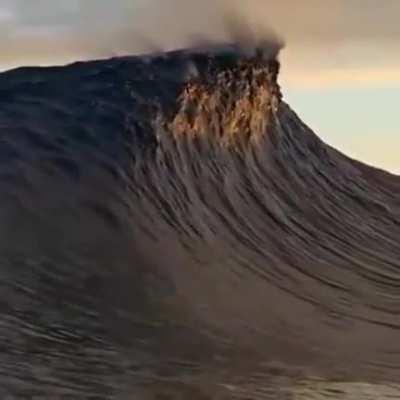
top-left (0, 45), bottom-right (399, 398)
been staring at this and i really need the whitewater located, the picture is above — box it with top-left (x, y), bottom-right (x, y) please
top-left (0, 42), bottom-right (399, 398)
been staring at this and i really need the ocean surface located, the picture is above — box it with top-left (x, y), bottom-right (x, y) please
top-left (0, 44), bottom-right (399, 398)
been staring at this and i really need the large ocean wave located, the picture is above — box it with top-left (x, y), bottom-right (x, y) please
top-left (0, 43), bottom-right (399, 398)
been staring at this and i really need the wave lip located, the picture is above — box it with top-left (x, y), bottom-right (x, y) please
top-left (168, 44), bottom-right (282, 146)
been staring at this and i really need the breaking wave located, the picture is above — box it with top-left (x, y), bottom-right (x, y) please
top-left (0, 42), bottom-right (399, 398)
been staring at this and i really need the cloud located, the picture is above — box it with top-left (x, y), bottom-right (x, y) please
top-left (279, 41), bottom-right (400, 89)
top-left (280, 65), bottom-right (400, 90)
top-left (0, 6), bottom-right (13, 21)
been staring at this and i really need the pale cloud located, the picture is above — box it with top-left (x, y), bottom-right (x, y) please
top-left (281, 66), bottom-right (400, 90)
top-left (0, 7), bottom-right (13, 21)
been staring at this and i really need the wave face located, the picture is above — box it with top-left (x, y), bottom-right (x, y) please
top-left (0, 44), bottom-right (400, 398)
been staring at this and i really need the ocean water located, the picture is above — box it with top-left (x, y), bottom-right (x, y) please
top-left (0, 45), bottom-right (399, 398)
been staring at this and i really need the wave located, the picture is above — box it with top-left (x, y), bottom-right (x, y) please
top-left (0, 43), bottom-right (399, 398)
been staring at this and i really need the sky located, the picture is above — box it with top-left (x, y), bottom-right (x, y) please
top-left (0, 0), bottom-right (398, 174)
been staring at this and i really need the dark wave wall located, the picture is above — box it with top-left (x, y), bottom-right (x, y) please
top-left (0, 44), bottom-right (399, 398)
